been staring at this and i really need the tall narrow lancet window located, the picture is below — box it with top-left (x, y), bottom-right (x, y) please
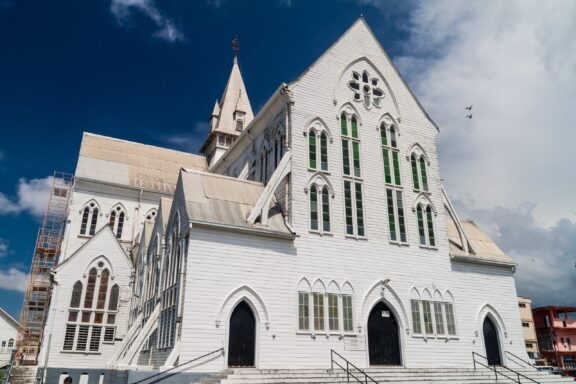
top-left (96, 269), bottom-right (109, 309)
top-left (108, 285), bottom-right (119, 311)
top-left (381, 120), bottom-right (406, 243)
top-left (309, 184), bottom-right (319, 231)
top-left (417, 204), bottom-right (426, 245)
top-left (84, 268), bottom-right (97, 308)
top-left (420, 157), bottom-right (429, 192)
top-left (341, 111), bottom-right (364, 237)
top-left (321, 187), bottom-right (330, 232)
top-left (410, 148), bottom-right (431, 193)
top-left (70, 281), bottom-right (82, 308)
top-left (411, 154), bottom-right (420, 190)
top-left (308, 131), bottom-right (317, 169)
top-left (80, 202), bottom-right (99, 236)
top-left (320, 132), bottom-right (328, 171)
top-left (426, 206), bottom-right (436, 247)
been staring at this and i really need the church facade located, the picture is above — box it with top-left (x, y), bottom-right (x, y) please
top-left (36, 18), bottom-right (527, 383)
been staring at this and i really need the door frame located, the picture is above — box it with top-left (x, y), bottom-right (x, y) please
top-left (364, 298), bottom-right (405, 367)
top-left (225, 298), bottom-right (260, 369)
top-left (482, 314), bottom-right (504, 366)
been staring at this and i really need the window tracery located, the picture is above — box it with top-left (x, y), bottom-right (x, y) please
top-left (348, 70), bottom-right (384, 109)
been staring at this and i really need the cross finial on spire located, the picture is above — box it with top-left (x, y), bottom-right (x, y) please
top-left (232, 36), bottom-right (240, 60)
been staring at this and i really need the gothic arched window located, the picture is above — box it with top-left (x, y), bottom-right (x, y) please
top-left (70, 281), bottom-right (82, 308)
top-left (308, 131), bottom-right (317, 170)
top-left (108, 205), bottom-right (126, 239)
top-left (308, 181), bottom-right (332, 234)
top-left (416, 202), bottom-right (436, 247)
top-left (96, 269), bottom-right (109, 309)
top-left (410, 148), bottom-right (430, 193)
top-left (80, 202), bottom-right (99, 236)
top-left (108, 285), bottom-right (119, 311)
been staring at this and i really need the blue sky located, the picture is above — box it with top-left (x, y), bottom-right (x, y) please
top-left (1, 0), bottom-right (575, 319)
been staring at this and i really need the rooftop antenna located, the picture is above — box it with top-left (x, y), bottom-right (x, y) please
top-left (232, 36), bottom-right (240, 62)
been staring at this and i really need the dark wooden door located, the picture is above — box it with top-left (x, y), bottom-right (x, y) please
top-left (228, 301), bottom-right (256, 367)
top-left (483, 317), bottom-right (502, 365)
top-left (368, 301), bottom-right (401, 366)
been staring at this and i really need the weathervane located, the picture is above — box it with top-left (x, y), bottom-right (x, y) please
top-left (232, 36), bottom-right (240, 58)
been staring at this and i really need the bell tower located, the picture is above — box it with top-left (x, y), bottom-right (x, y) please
top-left (201, 37), bottom-right (254, 168)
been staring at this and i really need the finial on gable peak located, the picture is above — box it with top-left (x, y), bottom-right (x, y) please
top-left (232, 35), bottom-right (240, 63)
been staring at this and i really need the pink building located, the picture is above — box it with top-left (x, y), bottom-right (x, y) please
top-left (534, 306), bottom-right (576, 370)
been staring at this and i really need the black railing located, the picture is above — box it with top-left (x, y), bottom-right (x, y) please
top-left (505, 351), bottom-right (538, 370)
top-left (131, 348), bottom-right (224, 384)
top-left (472, 352), bottom-right (539, 383)
top-left (330, 350), bottom-right (378, 384)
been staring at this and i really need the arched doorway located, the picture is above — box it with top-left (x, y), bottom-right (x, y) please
top-left (368, 301), bottom-right (401, 366)
top-left (483, 316), bottom-right (502, 365)
top-left (228, 301), bottom-right (256, 367)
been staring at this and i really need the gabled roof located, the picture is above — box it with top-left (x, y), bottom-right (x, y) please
top-left (0, 307), bottom-right (21, 330)
top-left (159, 197), bottom-right (173, 230)
top-left (212, 58), bottom-right (254, 136)
top-left (76, 133), bottom-right (207, 194)
top-left (55, 225), bottom-right (133, 272)
top-left (289, 16), bottom-right (440, 131)
top-left (178, 169), bottom-right (292, 238)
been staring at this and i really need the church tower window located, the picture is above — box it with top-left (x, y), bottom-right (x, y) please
top-left (410, 148), bottom-right (430, 193)
top-left (80, 202), bottom-right (99, 236)
top-left (309, 185), bottom-right (319, 231)
top-left (308, 131), bottom-right (317, 170)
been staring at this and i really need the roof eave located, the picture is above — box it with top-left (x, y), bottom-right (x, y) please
top-left (190, 219), bottom-right (295, 240)
top-left (450, 254), bottom-right (517, 270)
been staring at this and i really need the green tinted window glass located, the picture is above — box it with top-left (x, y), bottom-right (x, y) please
top-left (322, 187), bottom-right (330, 232)
top-left (417, 205), bottom-right (426, 245)
top-left (392, 151), bottom-right (401, 186)
top-left (351, 116), bottom-right (358, 139)
top-left (390, 126), bottom-right (398, 148)
top-left (352, 141), bottom-right (361, 177)
top-left (411, 154), bottom-right (420, 190)
top-left (386, 189), bottom-right (397, 241)
top-left (396, 191), bottom-right (407, 242)
top-left (420, 157), bottom-right (429, 191)
top-left (342, 140), bottom-right (350, 176)
top-left (355, 183), bottom-right (364, 237)
top-left (310, 185), bottom-right (318, 231)
top-left (344, 181), bottom-right (354, 235)
top-left (426, 206), bottom-right (436, 247)
top-left (308, 131), bottom-right (317, 169)
top-left (340, 114), bottom-right (348, 136)
top-left (320, 133), bottom-right (328, 171)
top-left (383, 148), bottom-right (392, 184)
top-left (380, 123), bottom-right (387, 146)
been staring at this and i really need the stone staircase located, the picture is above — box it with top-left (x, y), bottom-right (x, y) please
top-left (7, 365), bottom-right (38, 384)
top-left (219, 367), bottom-right (576, 384)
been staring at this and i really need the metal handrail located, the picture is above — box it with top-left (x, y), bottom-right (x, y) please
top-left (130, 347), bottom-right (224, 384)
top-left (472, 352), bottom-right (539, 384)
top-left (505, 351), bottom-right (538, 370)
top-left (330, 350), bottom-right (378, 384)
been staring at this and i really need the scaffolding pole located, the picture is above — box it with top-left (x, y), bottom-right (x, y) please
top-left (16, 171), bottom-right (73, 365)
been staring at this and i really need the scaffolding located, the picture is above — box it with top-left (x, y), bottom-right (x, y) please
top-left (16, 172), bottom-right (73, 364)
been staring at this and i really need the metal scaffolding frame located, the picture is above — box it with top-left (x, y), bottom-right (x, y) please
top-left (16, 171), bottom-right (73, 364)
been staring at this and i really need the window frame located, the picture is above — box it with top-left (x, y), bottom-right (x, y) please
top-left (410, 295), bottom-right (458, 339)
top-left (415, 201), bottom-right (438, 250)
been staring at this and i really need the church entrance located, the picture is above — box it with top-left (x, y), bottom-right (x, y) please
top-left (483, 316), bottom-right (502, 366)
top-left (368, 301), bottom-right (401, 366)
top-left (228, 301), bottom-right (256, 367)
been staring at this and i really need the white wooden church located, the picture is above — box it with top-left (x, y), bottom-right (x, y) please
top-left (36, 18), bottom-right (531, 384)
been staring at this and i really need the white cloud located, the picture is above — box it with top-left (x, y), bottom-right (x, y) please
top-left (110, 0), bottom-right (184, 43)
top-left (455, 200), bottom-right (576, 307)
top-left (0, 176), bottom-right (53, 219)
top-left (0, 239), bottom-right (8, 258)
top-left (161, 122), bottom-right (210, 152)
top-left (391, 0), bottom-right (576, 225)
top-left (0, 268), bottom-right (28, 292)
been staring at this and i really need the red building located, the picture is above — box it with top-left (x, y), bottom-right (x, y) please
top-left (533, 306), bottom-right (576, 370)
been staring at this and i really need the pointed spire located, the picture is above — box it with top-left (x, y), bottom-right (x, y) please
top-left (211, 99), bottom-right (220, 117)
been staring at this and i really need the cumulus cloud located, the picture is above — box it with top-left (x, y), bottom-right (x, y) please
top-left (110, 0), bottom-right (184, 43)
top-left (0, 268), bottom-right (28, 292)
top-left (390, 0), bottom-right (576, 225)
top-left (455, 200), bottom-right (576, 307)
top-left (0, 176), bottom-right (53, 219)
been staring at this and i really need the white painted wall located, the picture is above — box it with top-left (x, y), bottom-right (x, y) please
top-left (0, 310), bottom-right (18, 365)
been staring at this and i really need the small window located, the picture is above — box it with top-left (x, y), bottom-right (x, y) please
top-left (342, 295), bottom-right (353, 332)
top-left (70, 281), bottom-right (82, 308)
top-left (308, 131), bottom-right (317, 169)
top-left (445, 302), bottom-right (457, 335)
top-left (7, 338), bottom-right (14, 348)
top-left (434, 302), bottom-right (445, 335)
top-left (84, 268), bottom-right (97, 309)
top-left (108, 285), bottom-right (119, 311)
top-left (422, 301), bottom-right (434, 335)
top-left (80, 202), bottom-right (99, 236)
top-left (522, 322), bottom-right (530, 328)
top-left (519, 303), bottom-right (526, 308)
top-left (411, 300), bottom-right (422, 334)
top-left (309, 184), bottom-right (331, 234)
